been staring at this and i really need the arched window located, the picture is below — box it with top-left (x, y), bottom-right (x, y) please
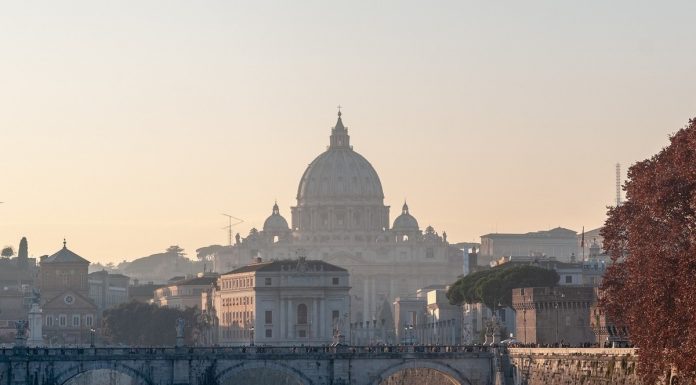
top-left (297, 304), bottom-right (308, 325)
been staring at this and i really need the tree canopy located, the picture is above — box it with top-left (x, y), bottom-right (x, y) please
top-left (102, 301), bottom-right (199, 346)
top-left (601, 117), bottom-right (696, 383)
top-left (446, 264), bottom-right (559, 310)
top-left (1, 246), bottom-right (13, 258)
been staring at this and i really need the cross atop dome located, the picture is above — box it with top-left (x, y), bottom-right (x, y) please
top-left (330, 106), bottom-right (350, 149)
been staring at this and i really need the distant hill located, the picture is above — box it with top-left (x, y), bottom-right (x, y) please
top-left (117, 246), bottom-right (203, 284)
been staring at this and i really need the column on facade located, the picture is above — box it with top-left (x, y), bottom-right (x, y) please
top-left (363, 277), bottom-right (370, 322)
top-left (287, 299), bottom-right (293, 339)
top-left (369, 277), bottom-right (376, 320)
top-left (312, 298), bottom-right (318, 339)
top-left (280, 298), bottom-right (286, 339)
top-left (319, 298), bottom-right (326, 339)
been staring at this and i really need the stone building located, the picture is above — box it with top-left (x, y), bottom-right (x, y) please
top-left (512, 286), bottom-right (595, 346)
top-left (0, 237), bottom-right (38, 343)
top-left (590, 288), bottom-right (630, 347)
top-left (480, 227), bottom-right (579, 265)
top-left (88, 270), bottom-right (130, 311)
top-left (153, 273), bottom-right (218, 309)
top-left (208, 258), bottom-right (350, 346)
top-left (39, 241), bottom-right (98, 345)
top-left (392, 285), bottom-right (465, 346)
top-left (212, 111), bottom-right (463, 324)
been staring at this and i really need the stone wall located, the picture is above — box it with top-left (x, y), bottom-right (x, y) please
top-left (508, 348), bottom-right (639, 385)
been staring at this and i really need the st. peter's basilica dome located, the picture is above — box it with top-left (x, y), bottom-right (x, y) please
top-left (296, 111), bottom-right (384, 206)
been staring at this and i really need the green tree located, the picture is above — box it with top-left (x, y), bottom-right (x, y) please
top-left (1, 246), bottom-right (14, 259)
top-left (17, 237), bottom-right (27, 259)
top-left (447, 265), bottom-right (559, 310)
top-left (601, 117), bottom-right (696, 383)
top-left (166, 245), bottom-right (186, 258)
top-left (102, 301), bottom-right (199, 346)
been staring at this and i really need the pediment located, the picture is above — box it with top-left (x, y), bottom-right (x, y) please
top-left (43, 290), bottom-right (97, 310)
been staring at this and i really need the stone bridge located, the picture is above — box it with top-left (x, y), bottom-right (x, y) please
top-left (0, 346), bottom-right (496, 385)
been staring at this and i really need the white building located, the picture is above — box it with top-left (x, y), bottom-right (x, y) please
top-left (153, 273), bottom-right (218, 309)
top-left (210, 258), bottom-right (350, 346)
top-left (88, 270), bottom-right (130, 311)
top-left (480, 227), bottom-right (579, 265)
top-left (212, 111), bottom-right (463, 324)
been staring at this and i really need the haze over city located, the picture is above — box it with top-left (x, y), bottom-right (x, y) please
top-left (2, 1), bottom-right (695, 263)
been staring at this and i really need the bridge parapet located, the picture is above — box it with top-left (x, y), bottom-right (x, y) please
top-left (507, 347), bottom-right (639, 385)
top-left (0, 345), bottom-right (495, 385)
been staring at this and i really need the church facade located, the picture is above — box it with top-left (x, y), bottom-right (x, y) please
top-left (213, 112), bottom-right (463, 325)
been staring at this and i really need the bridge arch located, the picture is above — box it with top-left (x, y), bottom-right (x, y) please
top-left (216, 360), bottom-right (314, 385)
top-left (371, 360), bottom-right (473, 385)
top-left (53, 361), bottom-right (153, 385)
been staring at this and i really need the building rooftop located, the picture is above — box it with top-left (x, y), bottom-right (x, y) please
top-left (43, 244), bottom-right (90, 264)
top-left (223, 258), bottom-right (347, 275)
top-left (171, 275), bottom-right (218, 287)
top-left (481, 227), bottom-right (577, 239)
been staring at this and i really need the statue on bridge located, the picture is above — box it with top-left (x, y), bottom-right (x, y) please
top-left (14, 320), bottom-right (28, 347)
top-left (176, 318), bottom-right (185, 347)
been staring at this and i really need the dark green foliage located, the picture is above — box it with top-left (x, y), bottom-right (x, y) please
top-left (102, 301), bottom-right (198, 346)
top-left (446, 265), bottom-right (559, 310)
top-left (195, 245), bottom-right (225, 261)
top-left (1, 246), bottom-right (13, 258)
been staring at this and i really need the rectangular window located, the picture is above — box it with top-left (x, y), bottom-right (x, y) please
top-left (86, 315), bottom-right (93, 327)
top-left (565, 275), bottom-right (573, 284)
top-left (59, 315), bottom-right (67, 327)
top-left (265, 310), bottom-right (273, 325)
top-left (265, 277), bottom-right (272, 286)
top-left (46, 316), bottom-right (54, 327)
top-left (332, 277), bottom-right (339, 285)
top-left (265, 328), bottom-right (272, 338)
top-left (298, 330), bottom-right (306, 338)
top-left (332, 310), bottom-right (340, 323)
top-left (72, 315), bottom-right (80, 327)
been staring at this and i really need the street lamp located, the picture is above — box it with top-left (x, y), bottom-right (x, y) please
top-left (89, 328), bottom-right (95, 348)
top-left (554, 292), bottom-right (565, 347)
top-left (249, 321), bottom-right (255, 346)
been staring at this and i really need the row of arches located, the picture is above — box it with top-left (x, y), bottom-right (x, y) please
top-left (54, 360), bottom-right (473, 385)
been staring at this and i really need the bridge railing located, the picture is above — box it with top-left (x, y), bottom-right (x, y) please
top-left (0, 345), bottom-right (491, 358)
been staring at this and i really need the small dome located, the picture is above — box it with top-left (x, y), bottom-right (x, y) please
top-left (263, 202), bottom-right (289, 233)
top-left (392, 202), bottom-right (419, 231)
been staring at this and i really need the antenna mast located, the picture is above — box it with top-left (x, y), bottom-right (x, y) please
top-left (221, 213), bottom-right (244, 246)
top-left (615, 163), bottom-right (621, 206)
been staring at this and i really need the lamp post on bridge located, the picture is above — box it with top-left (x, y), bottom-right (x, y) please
top-left (554, 292), bottom-right (565, 347)
top-left (90, 328), bottom-right (95, 348)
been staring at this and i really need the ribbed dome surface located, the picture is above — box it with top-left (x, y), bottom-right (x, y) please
top-left (297, 149), bottom-right (384, 204)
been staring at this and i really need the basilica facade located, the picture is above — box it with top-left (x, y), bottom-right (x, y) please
top-left (213, 111), bottom-right (463, 324)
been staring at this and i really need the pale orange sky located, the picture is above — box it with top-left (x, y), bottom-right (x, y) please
top-left (1, 1), bottom-right (695, 263)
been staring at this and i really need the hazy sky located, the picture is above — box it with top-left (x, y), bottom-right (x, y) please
top-left (1, 1), bottom-right (695, 263)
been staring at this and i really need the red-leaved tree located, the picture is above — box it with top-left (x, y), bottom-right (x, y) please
top-left (601, 117), bottom-right (696, 383)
